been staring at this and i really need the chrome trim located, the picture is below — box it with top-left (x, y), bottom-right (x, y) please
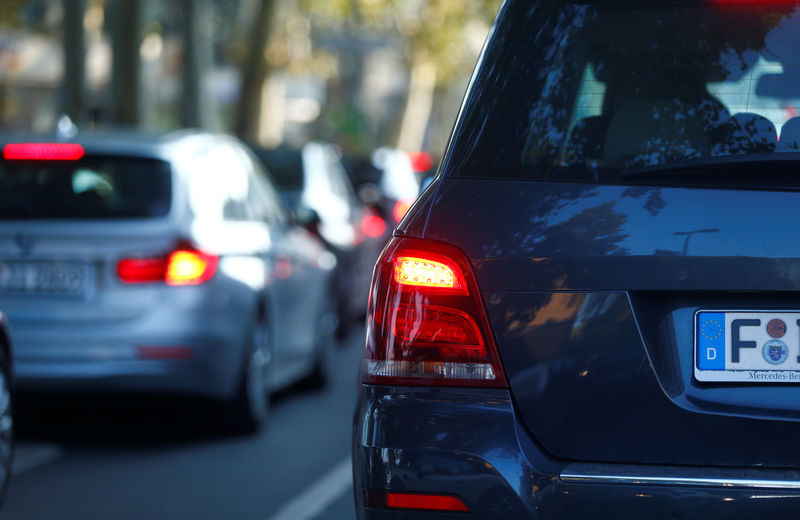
top-left (560, 463), bottom-right (800, 490)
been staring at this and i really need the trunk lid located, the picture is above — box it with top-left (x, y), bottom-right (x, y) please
top-left (419, 177), bottom-right (800, 467)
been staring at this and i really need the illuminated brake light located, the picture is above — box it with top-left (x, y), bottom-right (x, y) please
top-left (360, 213), bottom-right (386, 238)
top-left (117, 257), bottom-right (166, 284)
top-left (394, 256), bottom-right (464, 292)
top-left (407, 150), bottom-right (434, 173)
top-left (118, 248), bottom-right (218, 285)
top-left (364, 490), bottom-right (469, 512)
top-left (3, 143), bottom-right (85, 161)
top-left (166, 250), bottom-right (217, 286)
top-left (393, 199), bottom-right (412, 223)
top-left (364, 237), bottom-right (506, 387)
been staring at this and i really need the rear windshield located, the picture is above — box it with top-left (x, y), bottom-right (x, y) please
top-left (0, 155), bottom-right (171, 219)
top-left (449, 0), bottom-right (800, 186)
top-left (251, 148), bottom-right (304, 191)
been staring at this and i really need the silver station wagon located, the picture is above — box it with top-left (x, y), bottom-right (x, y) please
top-left (0, 131), bottom-right (337, 432)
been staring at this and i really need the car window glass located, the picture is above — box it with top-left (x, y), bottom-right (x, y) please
top-left (325, 153), bottom-right (349, 199)
top-left (234, 144), bottom-right (288, 226)
top-left (449, 1), bottom-right (800, 187)
top-left (187, 144), bottom-right (252, 221)
top-left (0, 156), bottom-right (171, 219)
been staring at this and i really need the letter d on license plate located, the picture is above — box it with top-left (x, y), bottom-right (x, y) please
top-left (695, 310), bottom-right (800, 382)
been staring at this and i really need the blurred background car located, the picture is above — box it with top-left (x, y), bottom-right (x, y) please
top-left (0, 131), bottom-right (337, 433)
top-left (343, 148), bottom-right (424, 267)
top-left (250, 142), bottom-right (373, 338)
top-left (0, 312), bottom-right (12, 509)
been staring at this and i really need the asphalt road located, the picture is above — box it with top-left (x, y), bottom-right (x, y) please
top-left (0, 329), bottom-right (363, 520)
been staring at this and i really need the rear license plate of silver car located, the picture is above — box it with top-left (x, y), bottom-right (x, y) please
top-left (0, 261), bottom-right (88, 295)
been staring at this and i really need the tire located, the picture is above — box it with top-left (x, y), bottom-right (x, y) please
top-left (0, 348), bottom-right (12, 507)
top-left (225, 315), bottom-right (271, 435)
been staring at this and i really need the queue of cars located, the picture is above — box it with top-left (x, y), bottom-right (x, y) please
top-left (0, 126), bottom-right (425, 511)
top-left (0, 131), bottom-right (418, 442)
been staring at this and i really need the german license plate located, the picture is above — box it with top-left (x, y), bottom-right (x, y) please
top-left (0, 261), bottom-right (87, 295)
top-left (695, 310), bottom-right (800, 383)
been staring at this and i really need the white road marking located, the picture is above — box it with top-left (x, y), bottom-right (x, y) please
top-left (13, 443), bottom-right (63, 475)
top-left (265, 457), bottom-right (352, 520)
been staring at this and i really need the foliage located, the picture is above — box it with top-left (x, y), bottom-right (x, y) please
top-left (0, 0), bottom-right (43, 29)
top-left (300, 0), bottom-right (502, 86)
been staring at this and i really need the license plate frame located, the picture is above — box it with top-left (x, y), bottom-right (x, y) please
top-left (694, 309), bottom-right (800, 383)
top-left (0, 261), bottom-right (89, 296)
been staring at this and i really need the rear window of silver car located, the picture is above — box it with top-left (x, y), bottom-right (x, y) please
top-left (449, 0), bottom-right (800, 186)
top-left (0, 156), bottom-right (171, 219)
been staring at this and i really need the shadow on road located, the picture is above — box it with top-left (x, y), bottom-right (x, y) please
top-left (12, 373), bottom-right (334, 449)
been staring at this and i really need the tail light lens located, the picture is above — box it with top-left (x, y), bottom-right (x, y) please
top-left (364, 490), bottom-right (470, 512)
top-left (364, 237), bottom-right (506, 387)
top-left (3, 143), bottom-right (85, 161)
top-left (392, 199), bottom-right (413, 223)
top-left (118, 248), bottom-right (218, 286)
top-left (117, 257), bottom-right (167, 283)
top-left (359, 209), bottom-right (387, 238)
top-left (165, 250), bottom-right (217, 286)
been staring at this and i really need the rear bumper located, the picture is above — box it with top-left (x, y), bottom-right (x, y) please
top-left (353, 385), bottom-right (800, 519)
top-left (9, 310), bottom-right (246, 400)
top-left (14, 345), bottom-right (236, 399)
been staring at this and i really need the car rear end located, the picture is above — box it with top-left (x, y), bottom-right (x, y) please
top-left (354, 1), bottom-right (800, 518)
top-left (0, 139), bottom-right (241, 399)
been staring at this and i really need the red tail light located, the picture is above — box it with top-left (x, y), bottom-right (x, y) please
top-left (117, 248), bottom-right (218, 286)
top-left (3, 143), bottom-right (85, 161)
top-left (359, 210), bottom-right (387, 238)
top-left (117, 257), bottom-right (167, 283)
top-left (392, 199), bottom-right (413, 223)
top-left (165, 250), bottom-right (217, 286)
top-left (363, 237), bottom-right (506, 387)
top-left (407, 150), bottom-right (434, 173)
top-left (364, 490), bottom-right (470, 512)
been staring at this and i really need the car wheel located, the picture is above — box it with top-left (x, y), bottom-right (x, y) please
top-left (305, 294), bottom-right (337, 389)
top-left (226, 315), bottom-right (271, 434)
top-left (0, 349), bottom-right (12, 505)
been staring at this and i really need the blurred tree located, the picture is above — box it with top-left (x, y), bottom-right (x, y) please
top-left (0, 0), bottom-right (27, 28)
top-left (62, 0), bottom-right (86, 124)
top-left (300, 0), bottom-right (501, 151)
top-left (234, 0), bottom-right (279, 141)
top-left (181, 0), bottom-right (212, 128)
top-left (110, 0), bottom-right (143, 127)
top-left (0, 0), bottom-right (27, 126)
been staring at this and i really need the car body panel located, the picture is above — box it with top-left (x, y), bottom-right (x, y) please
top-left (353, 386), bottom-right (800, 519)
top-left (253, 143), bottom-right (372, 329)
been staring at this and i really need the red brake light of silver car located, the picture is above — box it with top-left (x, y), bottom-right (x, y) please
top-left (3, 143), bottom-right (85, 161)
top-left (165, 250), bottom-right (218, 286)
top-left (117, 249), bottom-right (218, 286)
top-left (363, 237), bottom-right (507, 387)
